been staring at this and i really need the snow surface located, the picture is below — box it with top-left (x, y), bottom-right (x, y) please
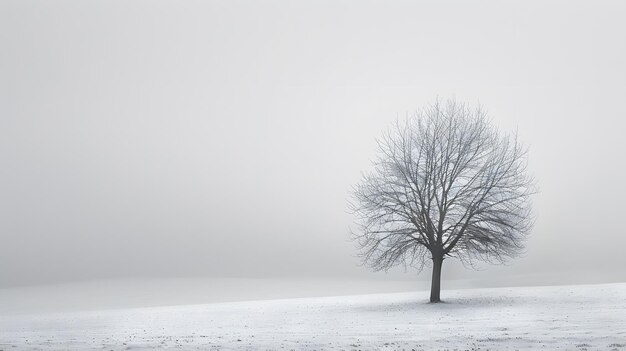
top-left (1, 283), bottom-right (625, 350)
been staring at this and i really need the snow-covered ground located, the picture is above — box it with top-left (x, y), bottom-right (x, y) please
top-left (1, 283), bottom-right (625, 350)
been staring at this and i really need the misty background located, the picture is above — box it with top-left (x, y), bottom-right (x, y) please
top-left (1, 0), bottom-right (626, 291)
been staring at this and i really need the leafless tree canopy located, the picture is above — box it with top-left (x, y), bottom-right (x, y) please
top-left (350, 99), bottom-right (535, 273)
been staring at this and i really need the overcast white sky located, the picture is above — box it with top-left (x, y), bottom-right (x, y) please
top-left (1, 0), bottom-right (625, 287)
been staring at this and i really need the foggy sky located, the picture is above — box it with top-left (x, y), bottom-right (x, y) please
top-left (1, 0), bottom-right (626, 287)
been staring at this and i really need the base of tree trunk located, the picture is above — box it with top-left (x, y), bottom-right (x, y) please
top-left (429, 256), bottom-right (443, 303)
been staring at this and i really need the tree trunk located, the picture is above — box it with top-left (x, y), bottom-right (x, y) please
top-left (430, 256), bottom-right (443, 303)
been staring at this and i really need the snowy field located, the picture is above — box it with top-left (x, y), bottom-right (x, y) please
top-left (1, 283), bottom-right (625, 350)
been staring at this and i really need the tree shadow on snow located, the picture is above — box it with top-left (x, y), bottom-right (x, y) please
top-left (352, 295), bottom-right (527, 313)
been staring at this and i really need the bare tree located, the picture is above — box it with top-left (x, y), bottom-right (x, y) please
top-left (350, 99), bottom-right (535, 302)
